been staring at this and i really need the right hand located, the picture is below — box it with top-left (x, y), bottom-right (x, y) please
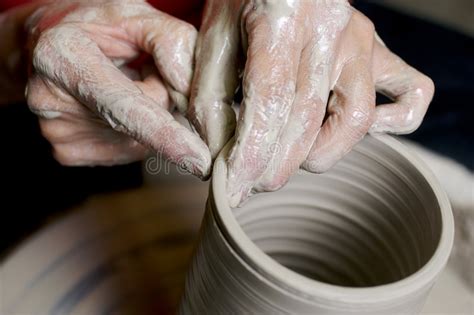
top-left (25, 0), bottom-right (211, 178)
top-left (188, 0), bottom-right (434, 206)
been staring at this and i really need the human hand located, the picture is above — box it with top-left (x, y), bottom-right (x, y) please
top-left (25, 0), bottom-right (210, 177)
top-left (189, 0), bottom-right (434, 206)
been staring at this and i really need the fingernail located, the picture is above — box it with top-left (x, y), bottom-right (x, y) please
top-left (195, 156), bottom-right (212, 179)
top-left (179, 155), bottom-right (211, 180)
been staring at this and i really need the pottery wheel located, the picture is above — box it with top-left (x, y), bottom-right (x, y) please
top-left (0, 180), bottom-right (472, 314)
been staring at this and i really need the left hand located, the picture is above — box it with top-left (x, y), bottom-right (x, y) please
top-left (24, 0), bottom-right (211, 177)
top-left (188, 0), bottom-right (434, 206)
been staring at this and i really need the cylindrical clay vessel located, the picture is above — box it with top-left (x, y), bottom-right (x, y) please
top-left (180, 135), bottom-right (454, 314)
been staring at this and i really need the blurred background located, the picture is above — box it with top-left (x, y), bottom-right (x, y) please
top-left (1, 1), bottom-right (472, 313)
top-left (1, 0), bottom-right (472, 254)
top-left (361, 0), bottom-right (473, 168)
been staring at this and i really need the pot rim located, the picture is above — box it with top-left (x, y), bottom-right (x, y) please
top-left (211, 134), bottom-right (454, 306)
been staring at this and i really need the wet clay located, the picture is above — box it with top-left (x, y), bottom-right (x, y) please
top-left (180, 135), bottom-right (453, 314)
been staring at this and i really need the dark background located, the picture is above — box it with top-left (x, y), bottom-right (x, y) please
top-left (355, 1), bottom-right (473, 168)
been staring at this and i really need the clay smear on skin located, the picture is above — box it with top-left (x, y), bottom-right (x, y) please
top-left (226, 0), bottom-right (351, 206)
top-left (29, 1), bottom-right (210, 175)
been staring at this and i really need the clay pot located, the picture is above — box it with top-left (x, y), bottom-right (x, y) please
top-left (180, 135), bottom-right (454, 314)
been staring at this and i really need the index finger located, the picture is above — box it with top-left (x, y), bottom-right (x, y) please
top-left (33, 25), bottom-right (211, 178)
top-left (187, 0), bottom-right (240, 158)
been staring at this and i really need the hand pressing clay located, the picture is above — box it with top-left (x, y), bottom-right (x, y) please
top-left (23, 0), bottom-right (211, 177)
top-left (188, 0), bottom-right (434, 207)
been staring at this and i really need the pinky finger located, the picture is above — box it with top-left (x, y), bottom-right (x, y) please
top-left (51, 139), bottom-right (147, 166)
top-left (370, 41), bottom-right (434, 134)
top-left (40, 118), bottom-right (148, 166)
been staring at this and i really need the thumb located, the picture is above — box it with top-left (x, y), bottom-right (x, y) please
top-left (187, 1), bottom-right (240, 158)
top-left (123, 7), bottom-right (199, 112)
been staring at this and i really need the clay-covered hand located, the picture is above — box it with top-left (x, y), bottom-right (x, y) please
top-left (189, 0), bottom-right (434, 206)
top-left (25, 0), bottom-right (210, 177)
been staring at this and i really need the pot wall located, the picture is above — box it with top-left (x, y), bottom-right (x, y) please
top-left (180, 135), bottom-right (454, 314)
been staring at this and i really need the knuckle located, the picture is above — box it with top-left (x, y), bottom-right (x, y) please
top-left (38, 119), bottom-right (60, 142)
top-left (53, 145), bottom-right (81, 166)
top-left (350, 107), bottom-right (374, 131)
top-left (33, 27), bottom-right (59, 57)
top-left (26, 78), bottom-right (49, 109)
top-left (32, 36), bottom-right (53, 72)
top-left (53, 149), bottom-right (74, 166)
top-left (247, 86), bottom-right (294, 117)
top-left (33, 25), bottom-right (80, 74)
top-left (25, 83), bottom-right (41, 110)
top-left (170, 20), bottom-right (197, 43)
top-left (354, 12), bottom-right (375, 34)
top-left (179, 21), bottom-right (198, 37)
top-left (397, 74), bottom-right (434, 134)
top-left (417, 74), bottom-right (435, 99)
top-left (364, 18), bottom-right (375, 34)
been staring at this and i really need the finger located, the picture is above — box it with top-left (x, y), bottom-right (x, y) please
top-left (33, 25), bottom-right (211, 178)
top-left (255, 46), bottom-right (328, 192)
top-left (53, 140), bottom-right (146, 166)
top-left (303, 58), bottom-right (375, 173)
top-left (227, 12), bottom-right (303, 207)
top-left (80, 4), bottom-right (199, 111)
top-left (187, 1), bottom-right (240, 158)
top-left (134, 65), bottom-right (172, 111)
top-left (115, 63), bottom-right (173, 111)
top-left (27, 76), bottom-right (148, 165)
top-left (39, 115), bottom-right (148, 166)
top-left (26, 75), bottom-right (91, 118)
top-left (370, 41), bottom-right (434, 134)
top-left (28, 64), bottom-right (171, 118)
top-left (27, 63), bottom-right (176, 168)
top-left (256, 2), bottom-right (356, 188)
top-left (123, 8), bottom-right (198, 111)
top-left (255, 91), bottom-right (324, 192)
